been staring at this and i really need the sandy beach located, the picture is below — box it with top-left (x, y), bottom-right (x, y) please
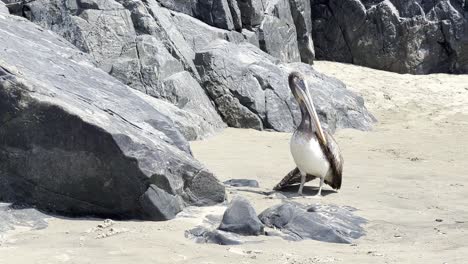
top-left (1, 61), bottom-right (468, 264)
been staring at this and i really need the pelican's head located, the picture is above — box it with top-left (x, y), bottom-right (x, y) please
top-left (288, 72), bottom-right (314, 117)
top-left (288, 72), bottom-right (327, 143)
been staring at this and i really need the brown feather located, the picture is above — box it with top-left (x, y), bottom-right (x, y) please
top-left (320, 131), bottom-right (343, 190)
top-left (273, 167), bottom-right (318, 191)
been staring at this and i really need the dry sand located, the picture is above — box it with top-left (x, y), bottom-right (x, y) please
top-left (1, 61), bottom-right (468, 263)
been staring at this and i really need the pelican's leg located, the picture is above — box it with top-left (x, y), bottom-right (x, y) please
top-left (315, 177), bottom-right (324, 197)
top-left (298, 171), bottom-right (306, 196)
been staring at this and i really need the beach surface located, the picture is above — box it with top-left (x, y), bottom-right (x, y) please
top-left (1, 62), bottom-right (468, 264)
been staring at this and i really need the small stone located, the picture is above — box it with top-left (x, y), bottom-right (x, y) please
top-left (218, 196), bottom-right (264, 236)
top-left (435, 219), bottom-right (443, 222)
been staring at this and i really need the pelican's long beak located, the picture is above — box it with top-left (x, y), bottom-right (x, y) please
top-left (297, 80), bottom-right (327, 145)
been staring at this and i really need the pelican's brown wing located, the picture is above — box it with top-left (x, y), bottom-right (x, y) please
top-left (273, 167), bottom-right (318, 191)
top-left (321, 132), bottom-right (343, 190)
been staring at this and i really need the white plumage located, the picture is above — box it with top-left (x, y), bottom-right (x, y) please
top-left (290, 132), bottom-right (330, 179)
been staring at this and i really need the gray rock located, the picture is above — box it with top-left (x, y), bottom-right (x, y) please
top-left (127, 0), bottom-right (200, 78)
top-left (237, 0), bottom-right (264, 29)
top-left (0, 1), bottom-right (9, 14)
top-left (223, 179), bottom-right (260, 188)
top-left (257, 0), bottom-right (301, 63)
top-left (259, 202), bottom-right (367, 243)
top-left (0, 203), bottom-right (48, 233)
top-left (288, 0), bottom-right (315, 64)
top-left (195, 40), bottom-right (375, 133)
top-left (157, 0), bottom-right (235, 30)
top-left (0, 14), bottom-right (225, 220)
top-left (130, 90), bottom-right (224, 141)
top-left (162, 71), bottom-right (226, 136)
top-left (185, 226), bottom-right (243, 245)
top-left (311, 0), bottom-right (468, 73)
top-left (171, 10), bottom-right (245, 52)
top-left (218, 196), bottom-right (264, 235)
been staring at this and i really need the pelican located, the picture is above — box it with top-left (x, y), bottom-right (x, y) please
top-left (274, 72), bottom-right (343, 197)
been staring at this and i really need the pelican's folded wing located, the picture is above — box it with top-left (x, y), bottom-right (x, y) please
top-left (273, 167), bottom-right (318, 190)
top-left (322, 132), bottom-right (343, 190)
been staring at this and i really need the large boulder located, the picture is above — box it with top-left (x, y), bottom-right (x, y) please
top-left (195, 40), bottom-right (375, 132)
top-left (311, 0), bottom-right (468, 74)
top-left (0, 14), bottom-right (225, 220)
top-left (8, 0), bottom-right (226, 138)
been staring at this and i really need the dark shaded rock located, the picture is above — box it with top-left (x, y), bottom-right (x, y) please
top-left (139, 185), bottom-right (183, 220)
top-left (257, 0), bottom-right (301, 63)
top-left (157, 0), bottom-right (235, 30)
top-left (224, 179), bottom-right (260, 188)
top-left (185, 226), bottom-right (243, 245)
top-left (259, 202), bottom-right (367, 243)
top-left (0, 203), bottom-right (48, 233)
top-left (195, 40), bottom-right (375, 132)
top-left (288, 0), bottom-right (315, 64)
top-left (311, 0), bottom-right (468, 74)
top-left (0, 14), bottom-right (225, 220)
top-left (218, 196), bottom-right (264, 235)
top-left (237, 0), bottom-right (264, 29)
top-left (227, 0), bottom-right (243, 30)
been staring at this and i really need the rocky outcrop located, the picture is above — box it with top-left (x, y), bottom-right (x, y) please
top-left (311, 0), bottom-right (468, 74)
top-left (195, 40), bottom-right (375, 132)
top-left (0, 14), bottom-right (225, 220)
top-left (2, 0), bottom-right (375, 134)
